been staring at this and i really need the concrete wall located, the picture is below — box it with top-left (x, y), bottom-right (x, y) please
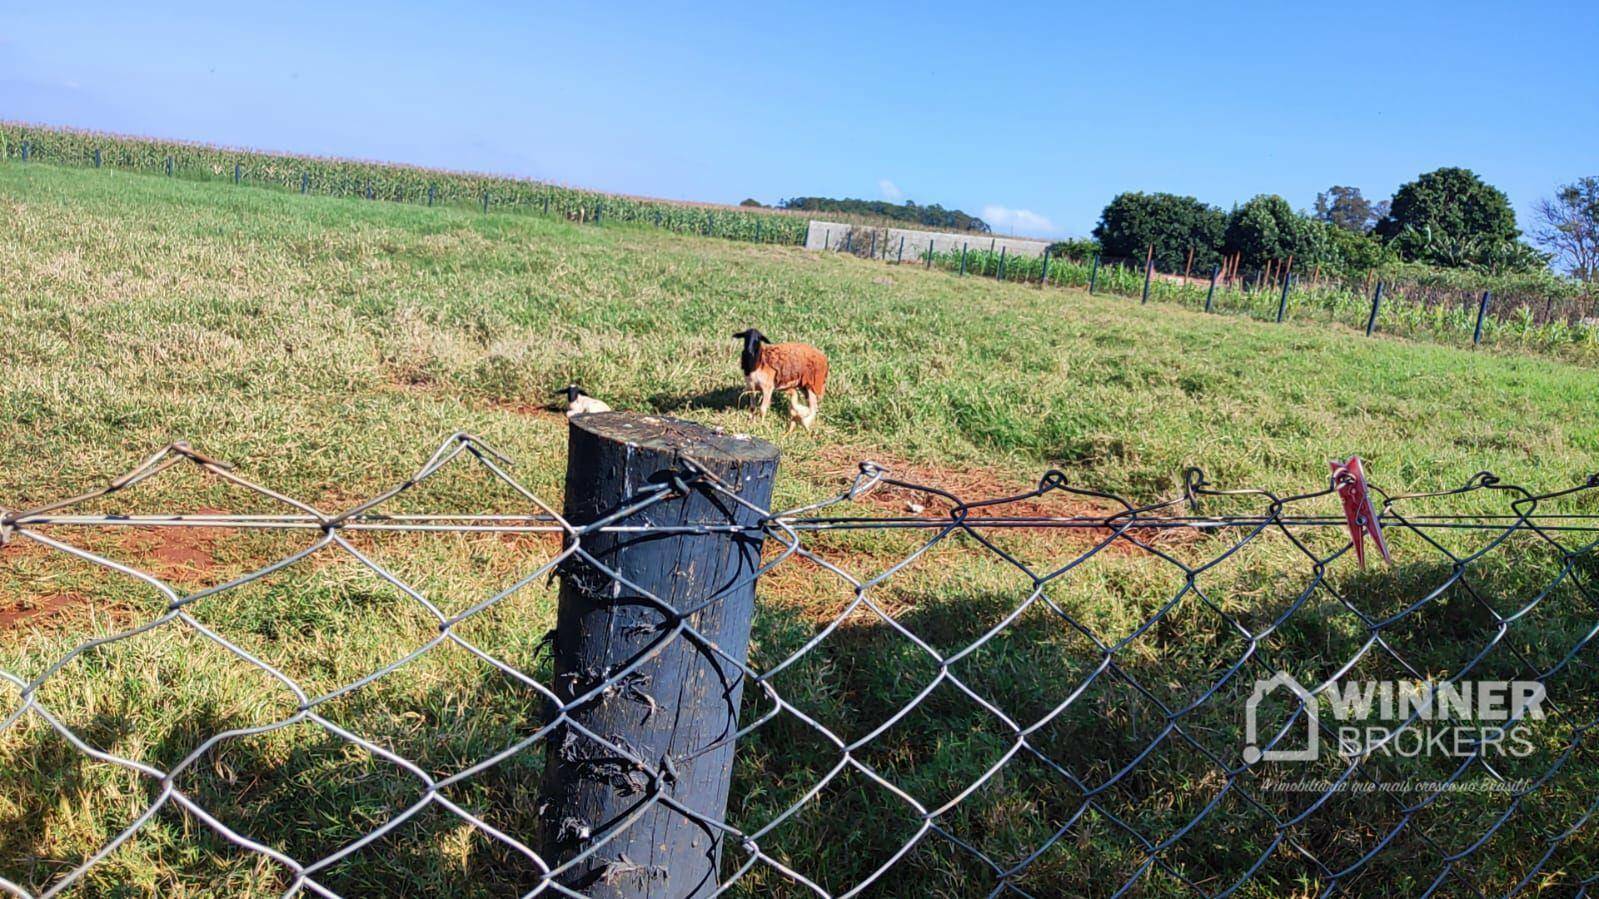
top-left (804, 220), bottom-right (1050, 261)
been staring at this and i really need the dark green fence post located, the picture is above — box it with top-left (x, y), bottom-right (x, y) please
top-left (1473, 291), bottom-right (1492, 345)
top-left (482, 190), bottom-right (489, 213)
top-left (1040, 251), bottom-right (1051, 287)
top-left (1089, 252), bottom-right (1100, 294)
top-left (755, 219), bottom-right (762, 242)
top-left (95, 148), bottom-right (102, 168)
top-left (1141, 257), bottom-right (1153, 303)
top-left (300, 172), bottom-right (308, 194)
top-left (996, 246), bottom-right (1007, 281)
top-left (960, 242), bottom-right (968, 276)
top-left (925, 239), bottom-right (934, 269)
top-left (844, 230), bottom-right (852, 254)
top-left (824, 228), bottom-right (830, 250)
top-left (594, 202), bottom-right (602, 224)
top-left (1365, 281), bottom-right (1385, 336)
top-left (1276, 273), bottom-right (1293, 323)
top-left (233, 162), bottom-right (240, 183)
top-left (897, 235), bottom-right (905, 263)
top-left (1204, 263), bottom-right (1219, 312)
top-left (165, 156), bottom-right (173, 176)
top-left (869, 231), bottom-right (877, 259)
top-left (19, 141), bottom-right (28, 161)
top-left (706, 212), bottom-right (713, 236)
top-left (365, 179), bottom-right (374, 200)
top-left (427, 185), bottom-right (435, 206)
top-left (541, 413), bottom-right (779, 899)
top-left (547, 194), bottom-right (553, 215)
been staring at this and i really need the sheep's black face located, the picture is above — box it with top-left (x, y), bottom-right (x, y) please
top-left (554, 384), bottom-right (583, 403)
top-left (734, 330), bottom-right (767, 374)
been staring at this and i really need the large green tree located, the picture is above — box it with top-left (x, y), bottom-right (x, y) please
top-left (1373, 168), bottom-right (1520, 268)
top-left (1092, 192), bottom-right (1226, 271)
top-left (1313, 185), bottom-right (1385, 233)
top-left (1223, 194), bottom-right (1326, 271)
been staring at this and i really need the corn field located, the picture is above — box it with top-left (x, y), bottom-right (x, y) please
top-left (0, 123), bottom-right (809, 245)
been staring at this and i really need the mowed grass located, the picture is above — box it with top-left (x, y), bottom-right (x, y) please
top-left (2, 162), bottom-right (1598, 897)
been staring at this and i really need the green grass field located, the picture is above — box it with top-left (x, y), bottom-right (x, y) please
top-left (2, 162), bottom-right (1598, 897)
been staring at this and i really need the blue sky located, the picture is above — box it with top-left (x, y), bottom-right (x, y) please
top-left (3, 1), bottom-right (1595, 238)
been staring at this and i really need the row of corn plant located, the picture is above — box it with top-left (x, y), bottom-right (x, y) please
top-left (0, 122), bottom-right (811, 245)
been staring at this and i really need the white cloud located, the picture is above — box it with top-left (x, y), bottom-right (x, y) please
top-left (878, 179), bottom-right (903, 202)
top-left (981, 204), bottom-right (1055, 236)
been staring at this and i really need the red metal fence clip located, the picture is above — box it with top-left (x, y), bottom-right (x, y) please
top-left (1330, 456), bottom-right (1391, 568)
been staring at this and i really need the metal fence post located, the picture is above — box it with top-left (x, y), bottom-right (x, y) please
top-left (1141, 257), bottom-right (1153, 304)
top-left (824, 228), bottom-right (830, 251)
top-left (996, 246), bottom-right (1007, 281)
top-left (1276, 273), bottom-right (1293, 323)
top-left (960, 242), bottom-right (968, 276)
top-left (870, 231), bottom-right (877, 259)
top-left (165, 156), bottom-right (173, 176)
top-left (1473, 291), bottom-right (1492, 345)
top-left (427, 185), bottom-right (435, 206)
top-left (1204, 263), bottom-right (1219, 312)
top-left (19, 140), bottom-right (28, 161)
top-left (1365, 281), bottom-right (1385, 337)
top-left (482, 190), bottom-right (489, 213)
top-left (1089, 252), bottom-right (1100, 294)
top-left (366, 180), bottom-right (374, 200)
top-left (1040, 250), bottom-right (1050, 287)
top-left (706, 212), bottom-right (714, 236)
top-left (301, 172), bottom-right (309, 194)
top-left (844, 230), bottom-right (852, 254)
top-left (540, 413), bottom-right (780, 898)
top-left (755, 218), bottom-right (762, 243)
top-left (234, 162), bottom-right (240, 183)
top-left (897, 235), bottom-right (905, 264)
top-left (925, 239), bottom-right (934, 269)
top-left (95, 148), bottom-right (102, 168)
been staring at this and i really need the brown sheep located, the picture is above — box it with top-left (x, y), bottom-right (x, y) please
top-left (733, 329), bottom-right (828, 430)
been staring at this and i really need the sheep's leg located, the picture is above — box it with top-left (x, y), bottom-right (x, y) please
top-left (758, 384), bottom-right (773, 417)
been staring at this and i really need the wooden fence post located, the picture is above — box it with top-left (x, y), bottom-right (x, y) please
top-left (541, 413), bottom-right (780, 898)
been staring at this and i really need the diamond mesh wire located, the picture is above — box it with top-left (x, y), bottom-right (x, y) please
top-left (2, 434), bottom-right (1596, 898)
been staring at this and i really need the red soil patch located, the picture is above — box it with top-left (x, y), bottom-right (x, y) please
top-left (0, 592), bottom-right (88, 629)
top-left (116, 514), bottom-right (224, 587)
top-left (805, 446), bottom-right (1202, 554)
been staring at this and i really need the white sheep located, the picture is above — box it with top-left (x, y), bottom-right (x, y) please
top-left (557, 384), bottom-right (612, 417)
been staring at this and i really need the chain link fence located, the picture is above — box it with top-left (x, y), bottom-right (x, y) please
top-left (3, 428), bottom-right (1597, 897)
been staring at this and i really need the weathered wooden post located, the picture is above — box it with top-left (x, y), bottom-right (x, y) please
top-left (541, 413), bottom-right (780, 898)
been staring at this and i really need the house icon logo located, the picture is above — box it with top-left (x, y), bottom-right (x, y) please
top-left (1243, 671), bottom-right (1319, 763)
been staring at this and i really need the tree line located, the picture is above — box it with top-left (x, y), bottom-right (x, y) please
top-left (1080, 168), bottom-right (1597, 283)
top-left (757, 196), bottom-right (992, 233)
